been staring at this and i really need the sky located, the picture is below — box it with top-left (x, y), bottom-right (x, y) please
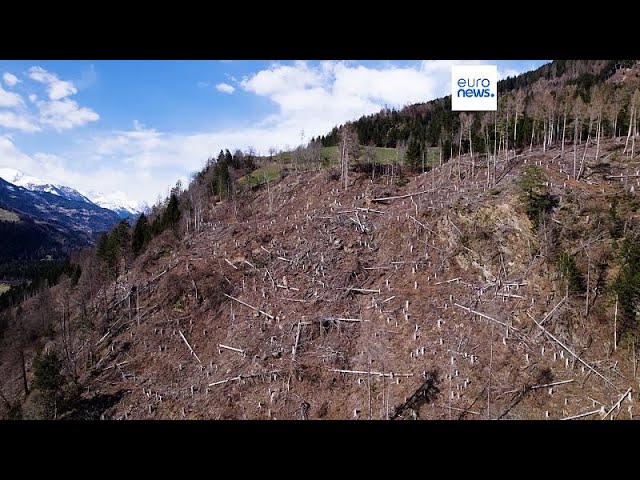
top-left (0, 60), bottom-right (548, 205)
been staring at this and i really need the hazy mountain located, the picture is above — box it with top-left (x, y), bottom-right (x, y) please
top-left (84, 190), bottom-right (148, 219)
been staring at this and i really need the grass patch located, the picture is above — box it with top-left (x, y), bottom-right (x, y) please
top-left (238, 163), bottom-right (281, 188)
top-left (0, 208), bottom-right (19, 222)
top-left (0, 284), bottom-right (10, 295)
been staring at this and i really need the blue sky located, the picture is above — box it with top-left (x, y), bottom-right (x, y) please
top-left (0, 60), bottom-right (548, 204)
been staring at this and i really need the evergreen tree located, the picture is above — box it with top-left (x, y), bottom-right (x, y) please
top-left (164, 194), bottom-right (181, 230)
top-left (405, 137), bottom-right (423, 171)
top-left (131, 213), bottom-right (151, 257)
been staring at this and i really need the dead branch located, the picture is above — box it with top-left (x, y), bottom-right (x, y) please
top-left (218, 344), bottom-right (245, 355)
top-left (223, 293), bottom-right (275, 320)
top-left (208, 370), bottom-right (282, 387)
top-left (179, 330), bottom-right (202, 364)
top-left (224, 258), bottom-right (238, 269)
top-left (531, 318), bottom-right (615, 388)
top-left (356, 207), bottom-right (385, 214)
top-left (342, 287), bottom-right (381, 294)
top-left (435, 277), bottom-right (460, 285)
top-left (454, 303), bottom-right (518, 331)
top-left (324, 317), bottom-right (367, 323)
top-left (561, 409), bottom-right (603, 420)
top-left (292, 321), bottom-right (302, 362)
top-left (504, 379), bottom-right (574, 394)
top-left (330, 368), bottom-right (413, 378)
top-left (602, 388), bottom-right (632, 420)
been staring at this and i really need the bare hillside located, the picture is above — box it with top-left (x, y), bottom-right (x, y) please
top-left (3, 139), bottom-right (638, 420)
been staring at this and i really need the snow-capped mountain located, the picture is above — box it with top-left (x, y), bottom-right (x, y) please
top-left (0, 168), bottom-right (93, 204)
top-left (0, 168), bottom-right (147, 219)
top-left (84, 190), bottom-right (148, 219)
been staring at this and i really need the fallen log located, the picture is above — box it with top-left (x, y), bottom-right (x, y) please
top-left (532, 318), bottom-right (615, 388)
top-left (223, 293), bottom-right (275, 320)
top-left (179, 330), bottom-right (202, 364)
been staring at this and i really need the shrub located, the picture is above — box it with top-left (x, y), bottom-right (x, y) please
top-left (556, 251), bottom-right (585, 294)
top-left (518, 166), bottom-right (557, 229)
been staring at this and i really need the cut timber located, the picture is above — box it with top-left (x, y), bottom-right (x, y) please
top-left (561, 409), bottom-right (602, 420)
top-left (330, 368), bottom-right (413, 378)
top-left (504, 379), bottom-right (574, 395)
top-left (224, 258), bottom-right (238, 270)
top-left (208, 370), bottom-right (282, 387)
top-left (356, 207), bottom-right (385, 214)
top-left (179, 330), bottom-right (202, 364)
top-left (372, 189), bottom-right (435, 203)
top-left (342, 287), bottom-right (381, 294)
top-left (532, 318), bottom-right (615, 388)
top-left (223, 293), bottom-right (275, 320)
top-left (602, 388), bottom-right (632, 420)
top-left (531, 379), bottom-right (574, 390)
top-left (324, 317), bottom-right (367, 323)
top-left (280, 297), bottom-right (307, 303)
top-left (291, 321), bottom-right (302, 362)
top-left (409, 215), bottom-right (437, 235)
top-left (435, 277), bottom-right (460, 285)
top-left (605, 174), bottom-right (640, 179)
top-left (218, 344), bottom-right (245, 355)
top-left (539, 295), bottom-right (567, 326)
top-left (454, 303), bottom-right (518, 331)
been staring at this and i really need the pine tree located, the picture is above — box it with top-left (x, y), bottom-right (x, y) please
top-left (131, 213), bottom-right (150, 257)
top-left (164, 194), bottom-right (181, 230)
top-left (405, 137), bottom-right (423, 172)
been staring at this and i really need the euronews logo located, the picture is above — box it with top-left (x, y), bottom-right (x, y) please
top-left (451, 64), bottom-right (497, 111)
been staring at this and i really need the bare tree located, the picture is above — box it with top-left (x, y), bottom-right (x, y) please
top-left (572, 95), bottom-right (586, 180)
top-left (625, 89), bottom-right (639, 157)
top-left (339, 123), bottom-right (358, 190)
top-left (513, 89), bottom-right (526, 151)
top-left (560, 85), bottom-right (575, 159)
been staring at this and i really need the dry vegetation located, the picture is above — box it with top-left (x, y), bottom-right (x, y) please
top-left (2, 137), bottom-right (639, 420)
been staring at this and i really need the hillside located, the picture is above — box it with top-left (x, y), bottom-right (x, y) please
top-left (2, 137), bottom-right (639, 420)
top-left (1, 59), bottom-right (640, 420)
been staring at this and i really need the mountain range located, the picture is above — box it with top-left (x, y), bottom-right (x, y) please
top-left (0, 168), bottom-right (147, 218)
top-left (0, 168), bottom-right (147, 264)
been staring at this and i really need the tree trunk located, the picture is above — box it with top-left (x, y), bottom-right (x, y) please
top-left (561, 112), bottom-right (567, 158)
top-left (625, 104), bottom-right (635, 155)
top-left (573, 122), bottom-right (578, 180)
top-left (21, 348), bottom-right (29, 397)
top-left (530, 119), bottom-right (535, 152)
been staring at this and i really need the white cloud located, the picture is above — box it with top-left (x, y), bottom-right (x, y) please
top-left (28, 66), bottom-right (77, 100)
top-left (0, 85), bottom-right (23, 108)
top-left (197, 81), bottom-right (210, 88)
top-left (215, 83), bottom-right (235, 94)
top-left (1, 60), bottom-right (548, 205)
top-left (3, 72), bottom-right (19, 87)
top-left (241, 61), bottom-right (323, 96)
top-left (28, 94), bottom-right (37, 103)
top-left (0, 111), bottom-right (40, 132)
top-left (37, 98), bottom-right (99, 131)
top-left (0, 136), bottom-right (38, 172)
